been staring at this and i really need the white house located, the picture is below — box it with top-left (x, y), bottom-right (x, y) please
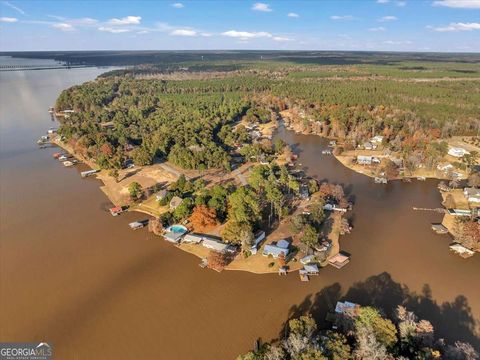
top-left (357, 155), bottom-right (373, 165)
top-left (464, 187), bottom-right (480, 203)
top-left (183, 233), bottom-right (203, 244)
top-left (437, 163), bottom-right (453, 172)
top-left (202, 237), bottom-right (233, 253)
top-left (370, 135), bottom-right (384, 144)
top-left (448, 147), bottom-right (470, 158)
top-left (263, 244), bottom-right (289, 258)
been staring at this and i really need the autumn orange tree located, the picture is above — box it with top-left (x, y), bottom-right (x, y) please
top-left (207, 251), bottom-right (228, 271)
top-left (148, 217), bottom-right (163, 236)
top-left (189, 205), bottom-right (218, 232)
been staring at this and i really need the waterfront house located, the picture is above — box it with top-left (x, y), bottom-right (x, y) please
top-left (202, 237), bottom-right (233, 253)
top-left (448, 147), bottom-right (470, 158)
top-left (357, 155), bottom-right (373, 165)
top-left (464, 187), bottom-right (480, 203)
top-left (183, 233), bottom-right (204, 244)
top-left (169, 196), bottom-right (183, 209)
top-left (109, 206), bottom-right (123, 216)
top-left (263, 244), bottom-right (290, 258)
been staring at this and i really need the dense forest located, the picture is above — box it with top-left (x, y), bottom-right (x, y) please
top-left (237, 306), bottom-right (478, 360)
top-left (55, 58), bottom-right (479, 171)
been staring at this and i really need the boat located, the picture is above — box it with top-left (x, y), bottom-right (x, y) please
top-left (63, 161), bottom-right (74, 167)
top-left (109, 206), bottom-right (123, 216)
top-left (48, 107), bottom-right (54, 113)
top-left (374, 177), bottom-right (388, 184)
top-left (52, 152), bottom-right (61, 159)
top-left (321, 149), bottom-right (332, 155)
top-left (417, 176), bottom-right (426, 181)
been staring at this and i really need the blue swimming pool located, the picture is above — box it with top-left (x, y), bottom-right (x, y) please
top-left (167, 225), bottom-right (188, 234)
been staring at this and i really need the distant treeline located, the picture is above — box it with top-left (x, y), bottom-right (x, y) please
top-left (54, 58), bottom-right (479, 172)
top-left (2, 50), bottom-right (480, 66)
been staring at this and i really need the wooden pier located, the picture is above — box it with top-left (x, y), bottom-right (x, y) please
top-left (412, 207), bottom-right (446, 214)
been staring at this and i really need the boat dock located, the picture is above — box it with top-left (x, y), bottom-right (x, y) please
top-left (129, 220), bottom-right (149, 230)
top-left (81, 169), bottom-right (99, 178)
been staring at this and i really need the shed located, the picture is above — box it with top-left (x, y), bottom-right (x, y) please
top-left (363, 142), bottom-right (376, 150)
top-left (170, 196), bottom-right (183, 209)
top-left (155, 189), bottom-right (168, 201)
top-left (202, 237), bottom-right (232, 253)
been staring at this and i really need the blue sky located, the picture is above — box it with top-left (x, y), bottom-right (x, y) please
top-left (0, 0), bottom-right (479, 52)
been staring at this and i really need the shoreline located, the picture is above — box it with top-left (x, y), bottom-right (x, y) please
top-left (281, 122), bottom-right (472, 182)
top-left (49, 123), bottom-right (348, 275)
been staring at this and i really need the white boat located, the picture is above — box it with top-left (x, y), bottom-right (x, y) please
top-left (63, 161), bottom-right (74, 167)
top-left (129, 221), bottom-right (147, 230)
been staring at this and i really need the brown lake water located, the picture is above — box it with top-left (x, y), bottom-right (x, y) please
top-left (0, 58), bottom-right (479, 359)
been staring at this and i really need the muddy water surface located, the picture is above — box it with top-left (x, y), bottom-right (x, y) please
top-left (0, 58), bottom-right (478, 359)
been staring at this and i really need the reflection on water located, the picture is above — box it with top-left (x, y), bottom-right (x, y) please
top-left (0, 59), bottom-right (478, 359)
